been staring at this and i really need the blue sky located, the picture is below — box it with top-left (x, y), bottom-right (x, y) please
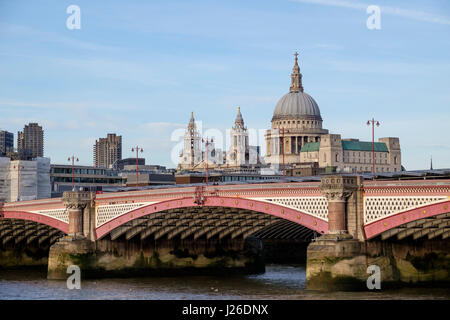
top-left (0, 0), bottom-right (449, 169)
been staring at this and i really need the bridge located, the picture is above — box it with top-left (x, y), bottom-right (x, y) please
top-left (1, 175), bottom-right (449, 288)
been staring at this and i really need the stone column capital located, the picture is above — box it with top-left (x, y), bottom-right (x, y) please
top-left (62, 191), bottom-right (93, 210)
top-left (319, 175), bottom-right (359, 201)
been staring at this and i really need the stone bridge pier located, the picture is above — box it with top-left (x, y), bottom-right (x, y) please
top-left (306, 176), bottom-right (365, 290)
top-left (306, 175), bottom-right (450, 290)
top-left (47, 191), bottom-right (264, 279)
top-left (47, 191), bottom-right (97, 279)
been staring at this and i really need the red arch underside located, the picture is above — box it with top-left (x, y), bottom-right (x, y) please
top-left (95, 196), bottom-right (328, 239)
top-left (1, 211), bottom-right (69, 234)
top-left (364, 200), bottom-right (450, 239)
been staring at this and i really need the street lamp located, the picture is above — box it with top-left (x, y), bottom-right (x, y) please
top-left (67, 156), bottom-right (79, 191)
top-left (280, 128), bottom-right (289, 183)
top-left (366, 118), bottom-right (380, 180)
top-left (202, 137), bottom-right (213, 185)
top-left (13, 164), bottom-right (24, 201)
top-left (131, 146), bottom-right (143, 189)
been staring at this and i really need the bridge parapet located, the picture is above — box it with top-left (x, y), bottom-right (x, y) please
top-left (362, 181), bottom-right (450, 227)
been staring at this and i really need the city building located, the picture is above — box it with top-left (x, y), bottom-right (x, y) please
top-left (178, 109), bottom-right (261, 172)
top-left (175, 168), bottom-right (282, 184)
top-left (17, 123), bottom-right (44, 159)
top-left (178, 112), bottom-right (224, 170)
top-left (0, 157), bottom-right (51, 202)
top-left (50, 164), bottom-right (124, 196)
top-left (299, 135), bottom-right (402, 173)
top-left (265, 53), bottom-right (328, 167)
top-left (125, 172), bottom-right (175, 187)
top-left (263, 53), bottom-right (402, 174)
top-left (118, 164), bottom-right (175, 187)
top-left (93, 133), bottom-right (122, 168)
top-left (178, 112), bottom-right (203, 170)
top-left (0, 130), bottom-right (14, 156)
top-left (50, 163), bottom-right (175, 196)
top-left (286, 162), bottom-right (321, 177)
top-left (225, 107), bottom-right (258, 167)
top-left (114, 157), bottom-right (145, 170)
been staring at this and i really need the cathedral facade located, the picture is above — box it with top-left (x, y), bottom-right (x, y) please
top-left (178, 108), bottom-right (259, 172)
top-left (265, 53), bottom-right (328, 166)
top-left (264, 53), bottom-right (402, 174)
top-left (178, 53), bottom-right (402, 175)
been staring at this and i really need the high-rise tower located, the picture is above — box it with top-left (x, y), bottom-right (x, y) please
top-left (17, 123), bottom-right (44, 159)
top-left (93, 133), bottom-right (122, 168)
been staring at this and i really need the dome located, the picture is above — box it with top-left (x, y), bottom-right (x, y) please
top-left (272, 91), bottom-right (322, 121)
top-left (272, 52), bottom-right (322, 122)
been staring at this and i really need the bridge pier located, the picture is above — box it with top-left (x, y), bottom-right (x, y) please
top-left (47, 191), bottom-right (264, 279)
top-left (306, 175), bottom-right (450, 290)
top-left (306, 175), bottom-right (366, 290)
top-left (47, 191), bottom-right (97, 279)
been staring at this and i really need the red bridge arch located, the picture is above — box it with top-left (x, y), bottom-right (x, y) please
top-left (95, 196), bottom-right (328, 239)
top-left (1, 211), bottom-right (69, 234)
top-left (364, 199), bottom-right (450, 239)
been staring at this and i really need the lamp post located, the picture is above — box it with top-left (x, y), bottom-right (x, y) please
top-left (366, 118), bottom-right (380, 180)
top-left (280, 128), bottom-right (289, 183)
top-left (202, 137), bottom-right (213, 185)
top-left (131, 146), bottom-right (143, 189)
top-left (13, 164), bottom-right (24, 201)
top-left (67, 155), bottom-right (79, 191)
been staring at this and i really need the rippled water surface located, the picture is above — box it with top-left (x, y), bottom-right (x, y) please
top-left (0, 265), bottom-right (448, 300)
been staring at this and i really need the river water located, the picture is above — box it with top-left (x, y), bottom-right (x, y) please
top-left (0, 265), bottom-right (448, 300)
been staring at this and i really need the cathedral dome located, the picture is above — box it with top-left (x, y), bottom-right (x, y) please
top-left (272, 91), bottom-right (321, 121)
top-left (272, 52), bottom-right (322, 122)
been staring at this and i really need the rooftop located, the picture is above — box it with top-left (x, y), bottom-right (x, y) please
top-left (300, 141), bottom-right (388, 152)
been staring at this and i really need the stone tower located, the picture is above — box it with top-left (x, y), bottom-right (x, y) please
top-left (179, 112), bottom-right (202, 170)
top-left (227, 107), bottom-right (249, 167)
